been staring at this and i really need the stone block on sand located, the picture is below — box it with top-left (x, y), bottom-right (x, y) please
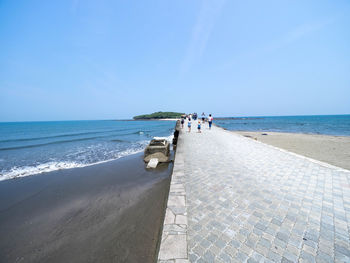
top-left (147, 158), bottom-right (159, 168)
top-left (144, 139), bottom-right (170, 162)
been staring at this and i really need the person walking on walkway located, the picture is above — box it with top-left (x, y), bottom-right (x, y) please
top-left (208, 114), bottom-right (213, 130)
top-left (201, 112), bottom-right (206, 123)
top-left (188, 119), bottom-right (192, 132)
top-left (181, 115), bottom-right (185, 129)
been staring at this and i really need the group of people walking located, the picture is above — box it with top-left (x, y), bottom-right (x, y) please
top-left (180, 113), bottom-right (213, 133)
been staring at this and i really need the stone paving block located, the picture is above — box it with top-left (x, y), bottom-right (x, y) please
top-left (239, 228), bottom-right (250, 237)
top-left (335, 244), bottom-right (350, 258)
top-left (168, 195), bottom-right (186, 207)
top-left (203, 250), bottom-right (216, 262)
top-left (215, 238), bottom-right (227, 249)
top-left (271, 218), bottom-right (282, 226)
top-left (258, 237), bottom-right (272, 249)
top-left (283, 250), bottom-right (298, 262)
top-left (209, 244), bottom-right (221, 255)
top-left (219, 251), bottom-right (232, 262)
top-left (193, 245), bottom-right (205, 256)
top-left (255, 244), bottom-right (269, 257)
top-left (265, 226), bottom-right (277, 236)
top-left (169, 206), bottom-right (186, 215)
top-left (175, 215), bottom-right (187, 225)
top-left (224, 246), bottom-right (238, 257)
top-left (158, 235), bottom-right (187, 260)
top-left (175, 260), bottom-right (190, 263)
top-left (230, 239), bottom-right (242, 249)
top-left (188, 253), bottom-right (198, 262)
top-left (274, 238), bottom-right (287, 250)
top-left (240, 243), bottom-right (254, 256)
top-left (206, 233), bottom-right (218, 243)
top-left (221, 233), bottom-right (232, 243)
top-left (276, 232), bottom-right (289, 243)
top-left (335, 251), bottom-right (350, 263)
top-left (281, 257), bottom-right (294, 263)
top-left (303, 239), bottom-right (318, 250)
top-left (316, 251), bottom-right (334, 263)
top-left (165, 208), bottom-right (175, 224)
top-left (236, 251), bottom-right (249, 262)
top-left (236, 233), bottom-right (247, 243)
top-left (300, 250), bottom-right (316, 263)
top-left (267, 250), bottom-right (282, 262)
top-left (200, 238), bottom-right (211, 249)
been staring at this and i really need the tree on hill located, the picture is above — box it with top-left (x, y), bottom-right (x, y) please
top-left (133, 111), bottom-right (184, 120)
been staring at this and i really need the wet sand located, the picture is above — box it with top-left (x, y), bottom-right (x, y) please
top-left (0, 153), bottom-right (172, 263)
top-left (235, 131), bottom-right (350, 170)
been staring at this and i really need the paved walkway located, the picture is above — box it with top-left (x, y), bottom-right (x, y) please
top-left (158, 122), bottom-right (350, 263)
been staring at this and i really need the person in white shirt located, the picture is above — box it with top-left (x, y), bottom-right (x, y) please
top-left (188, 119), bottom-right (192, 132)
top-left (208, 114), bottom-right (213, 129)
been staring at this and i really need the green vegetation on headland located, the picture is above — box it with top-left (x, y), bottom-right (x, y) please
top-left (133, 111), bottom-right (184, 120)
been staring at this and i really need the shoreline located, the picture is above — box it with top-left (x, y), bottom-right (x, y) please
top-left (233, 130), bottom-right (350, 170)
top-left (0, 152), bottom-right (172, 263)
top-left (0, 149), bottom-right (144, 182)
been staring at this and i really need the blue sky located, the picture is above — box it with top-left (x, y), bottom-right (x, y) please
top-left (0, 0), bottom-right (349, 121)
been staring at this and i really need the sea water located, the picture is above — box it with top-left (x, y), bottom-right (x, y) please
top-left (215, 115), bottom-right (350, 136)
top-left (0, 120), bottom-right (175, 181)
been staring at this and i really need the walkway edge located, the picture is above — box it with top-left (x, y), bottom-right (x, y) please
top-left (157, 131), bottom-right (189, 263)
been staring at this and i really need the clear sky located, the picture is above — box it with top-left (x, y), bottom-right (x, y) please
top-left (1, 0), bottom-right (349, 121)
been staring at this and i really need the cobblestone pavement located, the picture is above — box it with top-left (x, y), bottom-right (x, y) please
top-left (182, 123), bottom-right (350, 263)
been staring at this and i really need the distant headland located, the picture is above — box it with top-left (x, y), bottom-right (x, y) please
top-left (133, 111), bottom-right (184, 120)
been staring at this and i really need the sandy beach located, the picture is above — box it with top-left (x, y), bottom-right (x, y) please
top-left (235, 131), bottom-right (350, 170)
top-left (0, 153), bottom-right (172, 263)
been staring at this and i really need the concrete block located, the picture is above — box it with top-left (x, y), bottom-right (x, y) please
top-left (147, 158), bottom-right (159, 168)
top-left (158, 235), bottom-right (187, 260)
top-left (144, 139), bottom-right (170, 162)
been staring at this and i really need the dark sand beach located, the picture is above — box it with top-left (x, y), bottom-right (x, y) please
top-left (0, 153), bottom-right (172, 263)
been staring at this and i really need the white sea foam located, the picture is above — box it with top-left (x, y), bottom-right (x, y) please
top-left (0, 162), bottom-right (86, 181)
top-left (0, 131), bottom-right (175, 182)
top-left (154, 135), bottom-right (174, 142)
top-left (0, 146), bottom-right (146, 182)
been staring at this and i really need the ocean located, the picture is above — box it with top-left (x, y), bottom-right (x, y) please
top-left (0, 120), bottom-right (175, 181)
top-left (215, 115), bottom-right (350, 136)
top-left (1, 115), bottom-right (349, 181)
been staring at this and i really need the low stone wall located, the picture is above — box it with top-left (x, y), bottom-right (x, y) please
top-left (172, 120), bottom-right (181, 150)
top-left (157, 127), bottom-right (189, 262)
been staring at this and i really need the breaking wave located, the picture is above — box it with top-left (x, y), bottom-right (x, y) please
top-left (0, 147), bottom-right (145, 181)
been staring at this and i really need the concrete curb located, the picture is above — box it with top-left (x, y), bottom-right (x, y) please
top-left (157, 131), bottom-right (189, 263)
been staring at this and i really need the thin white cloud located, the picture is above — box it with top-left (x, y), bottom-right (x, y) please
top-left (268, 18), bottom-right (335, 55)
top-left (180, 0), bottom-right (226, 76)
top-left (282, 19), bottom-right (333, 45)
top-left (218, 18), bottom-right (334, 71)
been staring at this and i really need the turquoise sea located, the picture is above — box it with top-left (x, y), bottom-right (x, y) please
top-left (0, 120), bottom-right (175, 180)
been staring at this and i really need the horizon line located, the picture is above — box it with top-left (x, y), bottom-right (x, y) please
top-left (0, 113), bottom-right (349, 123)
